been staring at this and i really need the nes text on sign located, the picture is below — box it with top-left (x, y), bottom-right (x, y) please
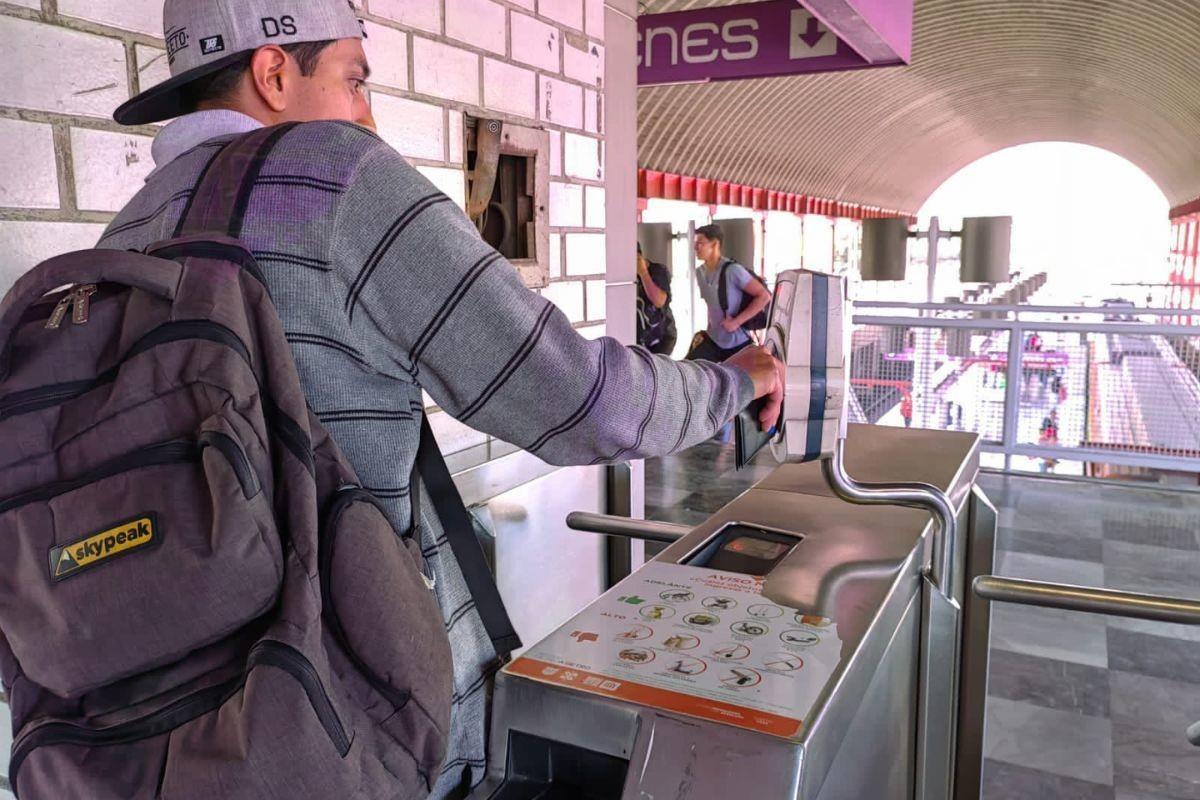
top-left (637, 0), bottom-right (903, 86)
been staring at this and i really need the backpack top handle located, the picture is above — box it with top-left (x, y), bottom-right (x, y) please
top-left (0, 249), bottom-right (183, 382)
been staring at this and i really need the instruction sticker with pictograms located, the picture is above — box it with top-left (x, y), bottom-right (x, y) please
top-left (506, 561), bottom-right (842, 740)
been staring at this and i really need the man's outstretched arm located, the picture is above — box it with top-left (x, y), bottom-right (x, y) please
top-left (331, 140), bottom-right (781, 465)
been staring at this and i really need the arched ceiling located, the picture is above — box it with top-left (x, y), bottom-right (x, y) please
top-left (638, 0), bottom-right (1200, 213)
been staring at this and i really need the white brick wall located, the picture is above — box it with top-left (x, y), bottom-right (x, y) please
top-left (58, 0), bottom-right (161, 36)
top-left (549, 181), bottom-right (584, 227)
top-left (417, 166), bottom-right (468, 210)
top-left (564, 132), bottom-right (603, 180)
top-left (0, 119), bottom-right (58, 209)
top-left (370, 0), bottom-right (442, 34)
top-left (446, 0), bottom-right (507, 55)
top-left (70, 128), bottom-right (155, 213)
top-left (549, 232), bottom-right (563, 278)
top-left (0, 16), bottom-right (128, 118)
top-left (363, 21), bottom-right (411, 91)
top-left (135, 45), bottom-right (171, 95)
top-left (413, 37), bottom-right (480, 105)
top-left (511, 13), bottom-right (560, 72)
top-left (584, 89), bottom-right (601, 134)
top-left (448, 110), bottom-right (465, 162)
top-left (585, 185), bottom-right (606, 228)
top-left (540, 280), bottom-right (585, 322)
top-left (483, 59), bottom-right (537, 118)
top-left (0, 0), bottom-right (611, 466)
top-left (372, 93), bottom-right (445, 162)
top-left (549, 130), bottom-right (563, 175)
top-left (564, 39), bottom-right (603, 87)
top-left (585, 279), bottom-right (606, 321)
top-left (565, 232), bottom-right (606, 276)
top-left (538, 0), bottom-right (584, 32)
top-left (540, 76), bottom-right (583, 129)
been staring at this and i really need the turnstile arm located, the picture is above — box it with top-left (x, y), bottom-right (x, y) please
top-left (972, 575), bottom-right (1200, 625)
top-left (973, 574), bottom-right (1200, 747)
top-left (565, 512), bottom-right (690, 544)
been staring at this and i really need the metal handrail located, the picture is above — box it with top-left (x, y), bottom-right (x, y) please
top-left (565, 512), bottom-right (690, 544)
top-left (853, 301), bottom-right (1200, 316)
top-left (848, 303), bottom-right (1200, 475)
top-left (973, 575), bottom-right (1200, 625)
top-left (848, 314), bottom-right (1200, 336)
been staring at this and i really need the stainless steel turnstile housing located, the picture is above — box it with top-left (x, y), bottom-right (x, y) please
top-left (470, 425), bottom-right (996, 800)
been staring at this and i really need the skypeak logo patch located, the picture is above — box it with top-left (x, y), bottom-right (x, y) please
top-left (49, 515), bottom-right (159, 582)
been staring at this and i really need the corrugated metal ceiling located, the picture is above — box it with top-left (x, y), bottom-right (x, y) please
top-left (637, 0), bottom-right (1200, 212)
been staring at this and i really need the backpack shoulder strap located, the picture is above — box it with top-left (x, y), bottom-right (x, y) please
top-left (415, 415), bottom-right (521, 660)
top-left (718, 260), bottom-right (731, 316)
top-left (173, 123), bottom-right (302, 239)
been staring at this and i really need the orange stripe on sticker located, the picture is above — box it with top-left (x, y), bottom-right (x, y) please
top-left (506, 657), bottom-right (803, 739)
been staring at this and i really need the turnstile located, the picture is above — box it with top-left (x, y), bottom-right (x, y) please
top-left (470, 424), bottom-right (993, 800)
top-left (467, 263), bottom-right (1200, 799)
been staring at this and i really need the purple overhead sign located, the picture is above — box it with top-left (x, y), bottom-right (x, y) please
top-left (637, 0), bottom-right (911, 86)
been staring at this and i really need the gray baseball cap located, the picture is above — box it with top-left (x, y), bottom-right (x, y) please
top-left (114, 0), bottom-right (364, 126)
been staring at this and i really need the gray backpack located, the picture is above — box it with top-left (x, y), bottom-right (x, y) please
top-left (0, 128), bottom-right (454, 798)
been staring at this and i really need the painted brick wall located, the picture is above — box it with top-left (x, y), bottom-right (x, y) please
top-left (0, 0), bottom-right (611, 474)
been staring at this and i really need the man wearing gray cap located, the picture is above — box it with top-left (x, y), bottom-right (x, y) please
top-left (102, 1), bottom-right (785, 797)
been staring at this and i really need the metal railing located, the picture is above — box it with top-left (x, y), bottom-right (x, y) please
top-left (849, 302), bottom-right (1200, 479)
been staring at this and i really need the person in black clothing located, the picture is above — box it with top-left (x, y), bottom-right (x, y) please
top-left (636, 243), bottom-right (676, 355)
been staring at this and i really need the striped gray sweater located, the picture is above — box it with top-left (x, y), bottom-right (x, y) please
top-left (100, 114), bottom-right (753, 798)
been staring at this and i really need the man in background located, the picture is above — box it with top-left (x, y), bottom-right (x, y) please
top-left (636, 243), bottom-right (675, 355)
top-left (687, 223), bottom-right (772, 362)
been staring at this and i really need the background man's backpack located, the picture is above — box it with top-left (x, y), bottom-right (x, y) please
top-left (717, 259), bottom-right (770, 331)
top-left (0, 128), bottom-right (486, 799)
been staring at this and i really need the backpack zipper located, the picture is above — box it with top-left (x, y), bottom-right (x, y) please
top-left (7, 641), bottom-right (350, 796)
top-left (0, 441), bottom-right (201, 515)
top-left (0, 435), bottom-right (259, 515)
top-left (21, 284), bottom-right (123, 328)
top-left (44, 285), bottom-right (98, 330)
top-left (248, 641), bottom-right (351, 754)
top-left (197, 431), bottom-right (261, 499)
top-left (25, 239), bottom-right (267, 333)
top-left (0, 318), bottom-right (315, 477)
top-left (0, 320), bottom-right (252, 422)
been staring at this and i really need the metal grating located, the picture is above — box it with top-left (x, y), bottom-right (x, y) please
top-left (638, 0), bottom-right (1200, 212)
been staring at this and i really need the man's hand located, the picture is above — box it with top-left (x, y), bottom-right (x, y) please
top-left (720, 316), bottom-right (741, 334)
top-left (726, 346), bottom-right (786, 431)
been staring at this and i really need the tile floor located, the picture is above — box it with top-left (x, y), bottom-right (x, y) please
top-left (644, 442), bottom-right (1200, 799)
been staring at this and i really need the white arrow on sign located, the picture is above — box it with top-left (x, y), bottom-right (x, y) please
top-left (789, 10), bottom-right (838, 60)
